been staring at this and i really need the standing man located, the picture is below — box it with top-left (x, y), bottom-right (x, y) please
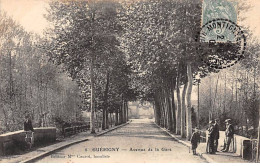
top-left (221, 119), bottom-right (234, 152)
top-left (24, 115), bottom-right (34, 148)
top-left (207, 120), bottom-right (216, 154)
top-left (24, 115), bottom-right (34, 132)
top-left (214, 119), bottom-right (220, 152)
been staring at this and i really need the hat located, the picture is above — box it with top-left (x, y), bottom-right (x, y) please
top-left (225, 119), bottom-right (231, 123)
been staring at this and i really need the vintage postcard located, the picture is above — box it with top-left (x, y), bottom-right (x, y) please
top-left (0, 0), bottom-right (259, 163)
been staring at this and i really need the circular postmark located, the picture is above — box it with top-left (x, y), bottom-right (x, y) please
top-left (196, 18), bottom-right (246, 69)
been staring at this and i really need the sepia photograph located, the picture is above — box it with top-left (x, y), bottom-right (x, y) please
top-left (0, 0), bottom-right (259, 163)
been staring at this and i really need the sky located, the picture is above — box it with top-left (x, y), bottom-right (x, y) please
top-left (0, 0), bottom-right (49, 35)
top-left (239, 0), bottom-right (260, 39)
top-left (0, 0), bottom-right (260, 37)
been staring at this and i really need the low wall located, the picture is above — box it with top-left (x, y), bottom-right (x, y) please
top-left (206, 131), bottom-right (250, 156)
top-left (0, 127), bottom-right (56, 156)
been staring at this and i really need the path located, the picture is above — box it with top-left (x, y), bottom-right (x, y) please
top-left (36, 119), bottom-right (206, 163)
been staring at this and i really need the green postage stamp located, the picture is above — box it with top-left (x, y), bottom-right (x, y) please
top-left (199, 0), bottom-right (246, 69)
top-left (202, 0), bottom-right (238, 25)
top-left (201, 0), bottom-right (239, 43)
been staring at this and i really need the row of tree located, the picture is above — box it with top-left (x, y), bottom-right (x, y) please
top-left (120, 0), bottom-right (217, 140)
top-left (198, 43), bottom-right (260, 138)
top-left (121, 0), bottom-right (258, 140)
top-left (0, 0), bottom-right (139, 134)
top-left (0, 13), bottom-right (82, 133)
top-left (43, 0), bottom-right (137, 133)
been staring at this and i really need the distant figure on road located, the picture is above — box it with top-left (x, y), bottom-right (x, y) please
top-left (221, 119), bottom-right (234, 152)
top-left (207, 120), bottom-right (216, 154)
top-left (24, 115), bottom-right (34, 148)
top-left (214, 119), bottom-right (220, 152)
top-left (190, 127), bottom-right (200, 155)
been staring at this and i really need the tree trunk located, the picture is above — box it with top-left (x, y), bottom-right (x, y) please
top-left (166, 90), bottom-right (170, 130)
top-left (102, 109), bottom-right (106, 130)
top-left (171, 81), bottom-right (176, 133)
top-left (105, 108), bottom-right (109, 129)
top-left (126, 101), bottom-right (129, 122)
top-left (103, 72), bottom-right (109, 130)
top-left (163, 88), bottom-right (168, 129)
top-left (115, 108), bottom-right (119, 126)
top-left (90, 57), bottom-right (96, 134)
top-left (110, 113), bottom-right (112, 127)
top-left (197, 81), bottom-right (200, 128)
top-left (213, 75), bottom-right (219, 119)
top-left (209, 75), bottom-right (212, 122)
top-left (181, 75), bottom-right (188, 138)
top-left (162, 89), bottom-right (168, 129)
top-left (159, 92), bottom-right (165, 127)
top-left (256, 104), bottom-right (260, 162)
top-left (235, 67), bottom-right (238, 122)
top-left (9, 51), bottom-right (14, 130)
top-left (154, 94), bottom-right (161, 125)
top-left (224, 72), bottom-right (226, 114)
top-left (122, 99), bottom-right (125, 123)
top-left (123, 101), bottom-right (127, 123)
top-left (176, 74), bottom-right (181, 135)
top-left (119, 105), bottom-right (123, 125)
top-left (162, 92), bottom-right (167, 128)
top-left (166, 88), bottom-right (173, 131)
top-left (186, 62), bottom-right (193, 141)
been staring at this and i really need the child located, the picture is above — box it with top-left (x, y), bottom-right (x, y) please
top-left (191, 127), bottom-right (200, 155)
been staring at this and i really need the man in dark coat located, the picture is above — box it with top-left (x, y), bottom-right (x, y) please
top-left (190, 127), bottom-right (200, 155)
top-left (221, 119), bottom-right (234, 152)
top-left (214, 119), bottom-right (220, 152)
top-left (207, 120), bottom-right (216, 154)
top-left (24, 115), bottom-right (34, 148)
top-left (24, 115), bottom-right (34, 132)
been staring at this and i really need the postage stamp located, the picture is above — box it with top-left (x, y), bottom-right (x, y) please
top-left (198, 0), bottom-right (245, 69)
top-left (202, 0), bottom-right (238, 26)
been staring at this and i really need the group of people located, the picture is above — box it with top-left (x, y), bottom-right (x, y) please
top-left (190, 118), bottom-right (235, 155)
